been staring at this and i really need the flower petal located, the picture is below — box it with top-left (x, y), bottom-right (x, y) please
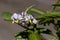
top-left (11, 13), bottom-right (18, 20)
top-left (33, 19), bottom-right (38, 24)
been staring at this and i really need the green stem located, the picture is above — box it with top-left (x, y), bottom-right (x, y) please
top-left (52, 0), bottom-right (60, 11)
top-left (25, 5), bottom-right (35, 13)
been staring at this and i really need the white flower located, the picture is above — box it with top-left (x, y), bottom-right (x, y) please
top-left (29, 15), bottom-right (34, 19)
top-left (25, 15), bottom-right (34, 21)
top-left (18, 14), bottom-right (23, 20)
top-left (11, 13), bottom-right (18, 21)
top-left (25, 15), bottom-right (29, 21)
top-left (21, 11), bottom-right (27, 16)
top-left (19, 11), bottom-right (29, 22)
top-left (11, 12), bottom-right (38, 24)
top-left (11, 13), bottom-right (19, 23)
top-left (33, 19), bottom-right (38, 24)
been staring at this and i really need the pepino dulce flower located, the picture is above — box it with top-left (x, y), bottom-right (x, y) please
top-left (11, 13), bottom-right (19, 24)
top-left (11, 11), bottom-right (38, 25)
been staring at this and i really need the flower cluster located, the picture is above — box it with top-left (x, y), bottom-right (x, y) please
top-left (11, 11), bottom-right (38, 26)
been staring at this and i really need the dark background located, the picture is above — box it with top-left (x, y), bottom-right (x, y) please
top-left (0, 0), bottom-right (59, 40)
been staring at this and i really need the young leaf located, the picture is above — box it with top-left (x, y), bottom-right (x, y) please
top-left (2, 12), bottom-right (12, 21)
top-left (28, 30), bottom-right (42, 40)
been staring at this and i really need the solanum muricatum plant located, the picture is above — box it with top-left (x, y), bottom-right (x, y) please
top-left (2, 7), bottom-right (53, 40)
top-left (2, 0), bottom-right (60, 40)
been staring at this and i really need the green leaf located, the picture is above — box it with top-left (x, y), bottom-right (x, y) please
top-left (36, 11), bottom-right (60, 20)
top-left (39, 18), bottom-right (52, 25)
top-left (39, 28), bottom-right (52, 34)
top-left (28, 30), bottom-right (42, 40)
top-left (27, 8), bottom-right (46, 15)
top-left (25, 5), bottom-right (35, 13)
top-left (15, 31), bottom-right (28, 40)
top-left (39, 28), bottom-right (47, 32)
top-left (2, 12), bottom-right (12, 21)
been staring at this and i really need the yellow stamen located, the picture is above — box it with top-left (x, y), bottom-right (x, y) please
top-left (12, 21), bottom-right (14, 24)
top-left (29, 20), bottom-right (32, 23)
top-left (15, 20), bottom-right (19, 23)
